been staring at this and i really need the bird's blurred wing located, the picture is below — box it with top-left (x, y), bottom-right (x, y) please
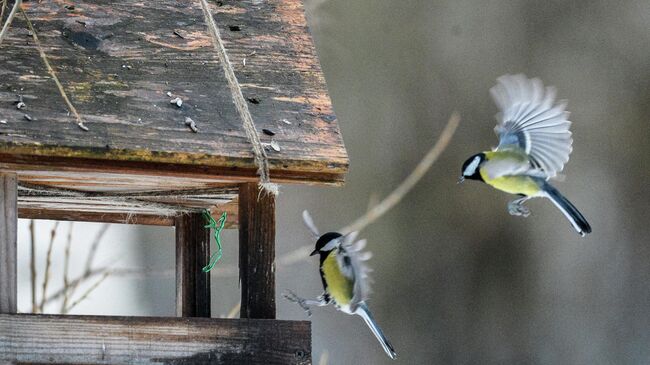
top-left (337, 234), bottom-right (372, 312)
top-left (302, 210), bottom-right (320, 238)
top-left (491, 74), bottom-right (573, 178)
top-left (481, 152), bottom-right (531, 179)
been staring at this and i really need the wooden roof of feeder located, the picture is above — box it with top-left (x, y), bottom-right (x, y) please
top-left (0, 0), bottom-right (348, 226)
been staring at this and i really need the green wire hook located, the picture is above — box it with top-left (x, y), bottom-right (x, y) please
top-left (202, 210), bottom-right (227, 272)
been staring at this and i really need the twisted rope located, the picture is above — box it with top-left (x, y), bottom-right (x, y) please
top-left (198, 0), bottom-right (278, 196)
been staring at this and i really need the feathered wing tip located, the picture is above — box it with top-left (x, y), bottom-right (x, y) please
top-left (302, 210), bottom-right (320, 238)
top-left (356, 303), bottom-right (397, 359)
top-left (490, 74), bottom-right (574, 178)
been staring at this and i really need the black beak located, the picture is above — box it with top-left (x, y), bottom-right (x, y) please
top-left (309, 249), bottom-right (318, 256)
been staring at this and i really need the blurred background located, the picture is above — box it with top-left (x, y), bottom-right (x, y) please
top-left (16, 0), bottom-right (650, 363)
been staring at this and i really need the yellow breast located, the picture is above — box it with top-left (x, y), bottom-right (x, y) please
top-left (480, 172), bottom-right (542, 196)
top-left (322, 252), bottom-right (353, 306)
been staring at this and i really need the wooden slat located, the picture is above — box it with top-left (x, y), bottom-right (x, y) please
top-left (0, 314), bottom-right (312, 365)
top-left (175, 212), bottom-right (211, 318)
top-left (16, 187), bottom-right (240, 226)
top-left (0, 173), bottom-right (17, 314)
top-left (19, 207), bottom-right (176, 226)
top-left (239, 183), bottom-right (276, 319)
top-left (0, 0), bottom-right (348, 186)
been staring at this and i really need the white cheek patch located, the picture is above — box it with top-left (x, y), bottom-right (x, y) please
top-left (464, 156), bottom-right (481, 176)
top-left (321, 238), bottom-right (340, 251)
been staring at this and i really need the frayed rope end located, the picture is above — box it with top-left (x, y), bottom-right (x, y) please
top-left (259, 182), bottom-right (279, 197)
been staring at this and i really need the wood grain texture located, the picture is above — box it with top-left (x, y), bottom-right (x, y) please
top-left (175, 212), bottom-right (211, 318)
top-left (0, 0), bottom-right (348, 187)
top-left (0, 314), bottom-right (312, 364)
top-left (17, 185), bottom-right (240, 226)
top-left (0, 173), bottom-right (17, 314)
top-left (239, 183), bottom-right (276, 319)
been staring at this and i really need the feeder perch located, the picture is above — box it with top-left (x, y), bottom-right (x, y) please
top-left (0, 0), bottom-right (348, 363)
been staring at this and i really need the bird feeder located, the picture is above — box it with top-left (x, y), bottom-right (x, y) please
top-left (0, 0), bottom-right (348, 363)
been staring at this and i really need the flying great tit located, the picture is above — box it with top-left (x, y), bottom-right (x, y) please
top-left (283, 211), bottom-right (397, 360)
top-left (460, 74), bottom-right (592, 236)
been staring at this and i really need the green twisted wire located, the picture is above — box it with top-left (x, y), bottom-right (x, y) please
top-left (202, 210), bottom-right (227, 272)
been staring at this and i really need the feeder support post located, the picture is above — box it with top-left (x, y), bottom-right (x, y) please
top-left (0, 173), bottom-right (17, 314)
top-left (175, 212), bottom-right (211, 318)
top-left (239, 183), bottom-right (276, 319)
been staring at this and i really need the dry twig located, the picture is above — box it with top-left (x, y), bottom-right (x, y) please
top-left (60, 222), bottom-right (74, 313)
top-left (0, 0), bottom-right (8, 28)
top-left (39, 221), bottom-right (59, 313)
top-left (318, 351), bottom-right (330, 365)
top-left (226, 302), bottom-right (241, 318)
top-left (65, 224), bottom-right (110, 301)
top-left (0, 0), bottom-right (20, 47)
top-left (65, 271), bottom-right (110, 313)
top-left (275, 113), bottom-right (460, 264)
top-left (29, 219), bottom-right (37, 313)
top-left (340, 112), bottom-right (460, 235)
top-left (21, 8), bottom-right (89, 131)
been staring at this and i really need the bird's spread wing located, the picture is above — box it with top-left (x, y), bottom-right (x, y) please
top-left (302, 210), bottom-right (320, 238)
top-left (481, 153), bottom-right (531, 180)
top-left (336, 232), bottom-right (372, 311)
top-left (490, 74), bottom-right (573, 178)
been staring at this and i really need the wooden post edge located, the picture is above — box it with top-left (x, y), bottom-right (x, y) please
top-left (239, 183), bottom-right (276, 319)
top-left (175, 212), bottom-right (211, 318)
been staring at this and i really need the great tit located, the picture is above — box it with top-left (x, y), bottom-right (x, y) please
top-left (284, 211), bottom-right (397, 360)
top-left (460, 74), bottom-right (591, 236)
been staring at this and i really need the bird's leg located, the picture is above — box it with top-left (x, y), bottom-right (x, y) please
top-left (282, 290), bottom-right (329, 317)
top-left (508, 196), bottom-right (531, 217)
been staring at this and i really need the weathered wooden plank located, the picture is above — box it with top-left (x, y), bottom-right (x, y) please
top-left (239, 183), bottom-right (275, 319)
top-left (0, 153), bottom-right (346, 188)
top-left (0, 173), bottom-right (17, 314)
top-left (0, 0), bottom-right (348, 186)
top-left (0, 314), bottom-right (312, 365)
top-left (15, 182), bottom-right (240, 226)
top-left (175, 212), bottom-right (211, 318)
top-left (19, 207), bottom-right (176, 226)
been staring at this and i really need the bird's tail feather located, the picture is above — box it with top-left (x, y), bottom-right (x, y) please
top-left (543, 182), bottom-right (592, 236)
top-left (356, 303), bottom-right (397, 359)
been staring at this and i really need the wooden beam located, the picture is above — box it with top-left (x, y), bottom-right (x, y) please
top-left (175, 212), bottom-right (211, 318)
top-left (0, 314), bottom-right (312, 365)
top-left (0, 173), bottom-right (17, 314)
top-left (239, 183), bottom-right (276, 319)
top-left (19, 208), bottom-right (176, 226)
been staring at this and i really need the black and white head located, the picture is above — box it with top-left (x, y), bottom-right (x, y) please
top-left (310, 232), bottom-right (343, 256)
top-left (303, 210), bottom-right (343, 256)
top-left (460, 153), bottom-right (486, 182)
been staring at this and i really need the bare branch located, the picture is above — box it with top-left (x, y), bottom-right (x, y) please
top-left (0, 0), bottom-right (8, 31)
top-left (29, 219), bottom-right (37, 313)
top-left (0, 0), bottom-right (21, 47)
top-left (226, 302), bottom-right (241, 318)
top-left (340, 112), bottom-right (460, 235)
top-left (65, 224), bottom-right (110, 302)
top-left (318, 350), bottom-right (330, 365)
top-left (60, 222), bottom-right (74, 313)
top-left (21, 8), bottom-right (89, 131)
top-left (39, 221), bottom-right (59, 313)
top-left (84, 224), bottom-right (110, 275)
top-left (65, 271), bottom-right (110, 314)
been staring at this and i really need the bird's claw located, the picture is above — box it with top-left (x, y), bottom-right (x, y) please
top-left (508, 200), bottom-right (530, 217)
top-left (282, 290), bottom-right (313, 317)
